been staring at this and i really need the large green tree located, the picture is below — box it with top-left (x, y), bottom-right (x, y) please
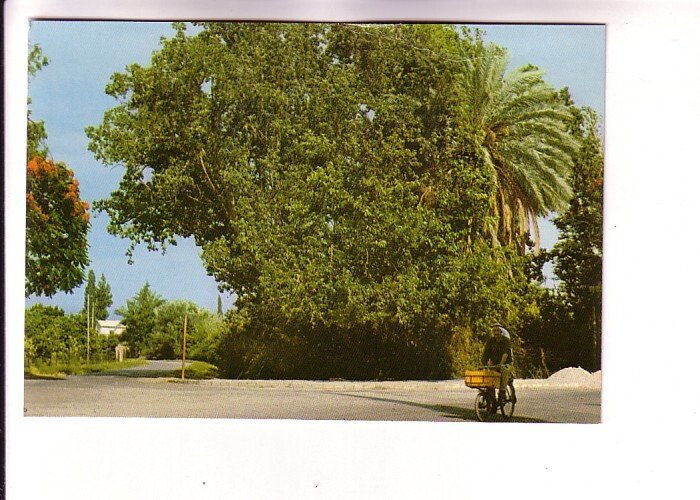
top-left (550, 107), bottom-right (603, 370)
top-left (26, 45), bottom-right (90, 297)
top-left (93, 273), bottom-right (114, 320)
top-left (146, 300), bottom-right (226, 362)
top-left (88, 24), bottom-right (576, 378)
top-left (115, 283), bottom-right (166, 357)
top-left (84, 271), bottom-right (113, 321)
top-left (26, 156), bottom-right (91, 297)
top-left (148, 300), bottom-right (199, 359)
top-left (518, 105), bottom-right (603, 374)
top-left (458, 35), bottom-right (578, 252)
top-left (83, 269), bottom-right (96, 316)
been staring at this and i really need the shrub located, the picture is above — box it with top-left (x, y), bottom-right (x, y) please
top-left (25, 304), bottom-right (85, 365)
top-left (176, 361), bottom-right (219, 379)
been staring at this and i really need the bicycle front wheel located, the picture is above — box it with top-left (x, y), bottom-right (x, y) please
top-left (500, 385), bottom-right (515, 420)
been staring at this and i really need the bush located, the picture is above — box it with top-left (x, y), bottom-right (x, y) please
top-left (139, 301), bottom-right (226, 363)
top-left (25, 304), bottom-right (85, 365)
top-left (187, 311), bottom-right (227, 365)
top-left (175, 361), bottom-right (219, 379)
top-left (90, 332), bottom-right (122, 362)
top-left (449, 326), bottom-right (485, 377)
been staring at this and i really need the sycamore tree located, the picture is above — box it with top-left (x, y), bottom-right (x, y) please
top-left (26, 45), bottom-right (90, 297)
top-left (87, 24), bottom-right (579, 378)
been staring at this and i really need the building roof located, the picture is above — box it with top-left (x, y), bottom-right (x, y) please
top-left (97, 320), bottom-right (124, 328)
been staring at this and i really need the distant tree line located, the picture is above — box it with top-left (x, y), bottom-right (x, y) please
top-left (25, 304), bottom-right (119, 367)
top-left (25, 279), bottom-right (226, 370)
top-left (115, 283), bottom-right (225, 362)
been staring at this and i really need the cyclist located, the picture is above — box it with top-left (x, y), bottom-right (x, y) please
top-left (481, 323), bottom-right (517, 404)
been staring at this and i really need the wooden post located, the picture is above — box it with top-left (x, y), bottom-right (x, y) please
top-left (86, 294), bottom-right (91, 364)
top-left (181, 314), bottom-right (188, 380)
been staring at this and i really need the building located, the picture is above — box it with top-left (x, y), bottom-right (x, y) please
top-left (96, 319), bottom-right (125, 336)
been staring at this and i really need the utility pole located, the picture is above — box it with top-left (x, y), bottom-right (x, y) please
top-left (181, 314), bottom-right (188, 380)
top-left (86, 294), bottom-right (91, 364)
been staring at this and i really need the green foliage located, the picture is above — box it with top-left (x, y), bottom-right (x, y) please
top-left (83, 270), bottom-right (96, 311)
top-left (25, 304), bottom-right (86, 365)
top-left (95, 274), bottom-right (114, 319)
top-left (24, 304), bottom-right (122, 368)
top-left (27, 44), bottom-right (49, 159)
top-left (25, 358), bottom-right (147, 379)
top-left (28, 44), bottom-right (49, 78)
top-left (148, 300), bottom-right (198, 359)
top-left (187, 310), bottom-right (227, 364)
top-left (457, 33), bottom-right (578, 251)
top-left (25, 365), bottom-right (68, 380)
top-left (26, 156), bottom-right (91, 297)
top-left (448, 325), bottom-right (485, 376)
top-left (173, 361), bottom-right (219, 379)
top-left (149, 301), bottom-right (228, 364)
top-left (115, 283), bottom-right (166, 357)
top-left (550, 107), bottom-right (603, 370)
top-left (114, 287), bottom-right (226, 364)
top-left (90, 333), bottom-right (123, 361)
top-left (83, 271), bottom-right (114, 321)
top-left (519, 106), bottom-right (603, 373)
top-left (26, 45), bottom-right (90, 297)
top-left (87, 23), bottom-right (586, 379)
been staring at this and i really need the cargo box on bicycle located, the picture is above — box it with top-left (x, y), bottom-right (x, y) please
top-left (464, 369), bottom-right (500, 388)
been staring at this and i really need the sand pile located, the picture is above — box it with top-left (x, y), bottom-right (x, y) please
top-left (545, 367), bottom-right (601, 388)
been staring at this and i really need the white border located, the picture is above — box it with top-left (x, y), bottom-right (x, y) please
top-left (6, 1), bottom-right (700, 498)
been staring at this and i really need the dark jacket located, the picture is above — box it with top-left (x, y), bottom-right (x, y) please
top-left (481, 335), bottom-right (513, 366)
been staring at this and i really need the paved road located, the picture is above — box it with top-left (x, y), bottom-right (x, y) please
top-left (24, 361), bottom-right (600, 422)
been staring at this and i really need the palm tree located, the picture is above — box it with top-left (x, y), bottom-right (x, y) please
top-left (459, 39), bottom-right (579, 252)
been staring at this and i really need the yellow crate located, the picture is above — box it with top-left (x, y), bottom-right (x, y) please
top-left (464, 369), bottom-right (500, 388)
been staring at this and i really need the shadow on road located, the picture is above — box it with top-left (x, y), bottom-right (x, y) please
top-left (337, 393), bottom-right (547, 423)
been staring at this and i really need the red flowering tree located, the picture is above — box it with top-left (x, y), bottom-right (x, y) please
top-left (26, 45), bottom-right (90, 297)
top-left (26, 156), bottom-right (90, 296)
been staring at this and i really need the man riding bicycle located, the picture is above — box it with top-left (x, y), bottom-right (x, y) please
top-left (481, 323), bottom-right (517, 404)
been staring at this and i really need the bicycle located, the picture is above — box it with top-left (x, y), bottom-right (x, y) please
top-left (465, 366), bottom-right (516, 422)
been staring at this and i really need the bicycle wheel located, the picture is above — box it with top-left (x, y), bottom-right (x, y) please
top-left (475, 392), bottom-right (490, 422)
top-left (499, 385), bottom-right (515, 420)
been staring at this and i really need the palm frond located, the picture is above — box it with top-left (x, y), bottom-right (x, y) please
top-left (460, 42), bottom-right (578, 253)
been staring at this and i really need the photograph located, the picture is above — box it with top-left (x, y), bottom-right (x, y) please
top-left (6, 1), bottom-right (699, 499)
top-left (22, 20), bottom-right (604, 423)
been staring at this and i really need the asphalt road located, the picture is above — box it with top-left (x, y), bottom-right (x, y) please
top-left (23, 361), bottom-right (600, 423)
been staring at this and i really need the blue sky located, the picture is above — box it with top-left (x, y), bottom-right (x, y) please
top-left (25, 22), bottom-right (605, 316)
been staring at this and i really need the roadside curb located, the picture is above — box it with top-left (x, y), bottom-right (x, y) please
top-left (152, 377), bottom-right (601, 391)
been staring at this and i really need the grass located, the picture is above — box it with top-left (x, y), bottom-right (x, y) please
top-left (170, 361), bottom-right (219, 380)
top-left (25, 358), bottom-right (148, 379)
top-left (25, 365), bottom-right (67, 380)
